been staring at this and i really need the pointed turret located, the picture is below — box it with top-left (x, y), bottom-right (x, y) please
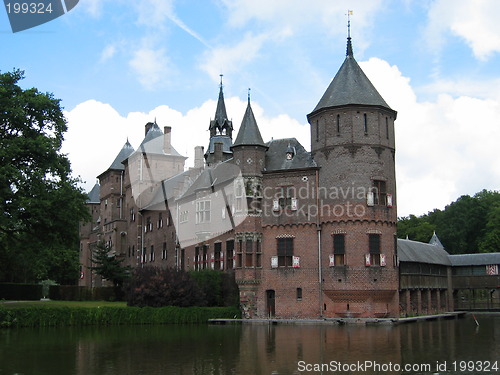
top-left (429, 232), bottom-right (444, 248)
top-left (206, 77), bottom-right (234, 166)
top-left (309, 37), bottom-right (395, 118)
top-left (209, 76), bottom-right (233, 138)
top-left (108, 139), bottom-right (135, 171)
top-left (232, 96), bottom-right (266, 148)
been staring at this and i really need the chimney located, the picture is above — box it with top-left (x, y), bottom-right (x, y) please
top-left (145, 122), bottom-right (154, 136)
top-left (214, 142), bottom-right (223, 163)
top-left (163, 126), bottom-right (172, 154)
top-left (194, 146), bottom-right (204, 169)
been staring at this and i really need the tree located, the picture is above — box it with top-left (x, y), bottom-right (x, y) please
top-left (89, 242), bottom-right (131, 287)
top-left (398, 190), bottom-right (500, 254)
top-left (0, 69), bottom-right (89, 283)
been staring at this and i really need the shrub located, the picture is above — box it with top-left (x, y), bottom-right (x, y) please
top-left (0, 283), bottom-right (43, 301)
top-left (126, 267), bottom-right (206, 307)
top-left (190, 270), bottom-right (239, 307)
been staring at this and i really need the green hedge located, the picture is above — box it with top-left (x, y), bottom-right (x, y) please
top-left (0, 283), bottom-right (42, 301)
top-left (49, 286), bottom-right (118, 301)
top-left (0, 305), bottom-right (241, 328)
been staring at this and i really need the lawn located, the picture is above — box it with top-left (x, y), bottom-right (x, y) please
top-left (0, 300), bottom-right (127, 309)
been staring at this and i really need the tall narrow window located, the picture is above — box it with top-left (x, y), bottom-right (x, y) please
top-left (336, 114), bottom-right (340, 134)
top-left (296, 288), bottom-right (302, 301)
top-left (236, 239), bottom-right (243, 268)
top-left (162, 242), bottom-right (167, 260)
top-left (369, 234), bottom-right (381, 266)
top-left (372, 180), bottom-right (387, 206)
top-left (277, 237), bottom-right (294, 267)
top-left (279, 186), bottom-right (294, 210)
top-left (333, 234), bottom-right (345, 266)
top-left (363, 113), bottom-right (368, 134)
top-left (245, 239), bottom-right (253, 267)
top-left (202, 245), bottom-right (208, 270)
top-left (195, 247), bottom-right (200, 271)
top-left (316, 120), bottom-right (319, 142)
top-left (214, 242), bottom-right (221, 270)
top-left (150, 245), bottom-right (155, 262)
top-left (386, 117), bottom-right (389, 139)
top-left (226, 240), bottom-right (234, 269)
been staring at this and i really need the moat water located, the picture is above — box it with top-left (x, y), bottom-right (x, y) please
top-left (0, 314), bottom-right (499, 374)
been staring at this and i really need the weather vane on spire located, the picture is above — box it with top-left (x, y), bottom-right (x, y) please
top-left (347, 10), bottom-right (353, 38)
top-left (346, 10), bottom-right (354, 57)
top-left (219, 74), bottom-right (223, 88)
top-left (248, 87), bottom-right (251, 103)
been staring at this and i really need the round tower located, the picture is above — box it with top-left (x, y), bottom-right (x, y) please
top-left (307, 34), bottom-right (399, 318)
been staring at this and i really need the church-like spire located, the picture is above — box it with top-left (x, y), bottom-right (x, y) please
top-left (346, 10), bottom-right (353, 57)
top-left (233, 94), bottom-right (266, 148)
top-left (209, 74), bottom-right (233, 138)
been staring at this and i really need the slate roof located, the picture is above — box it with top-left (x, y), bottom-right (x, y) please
top-left (205, 135), bottom-right (233, 155)
top-left (108, 140), bottom-right (135, 170)
top-left (180, 159), bottom-right (242, 199)
top-left (449, 253), bottom-right (500, 266)
top-left (136, 122), bottom-right (184, 157)
top-left (310, 38), bottom-right (395, 116)
top-left (86, 183), bottom-right (100, 204)
top-left (429, 232), bottom-right (444, 247)
top-left (264, 138), bottom-right (317, 172)
top-left (232, 100), bottom-right (266, 147)
top-left (397, 239), bottom-right (451, 266)
top-left (209, 85), bottom-right (233, 131)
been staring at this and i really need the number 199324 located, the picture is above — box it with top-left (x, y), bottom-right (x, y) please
top-left (5, 2), bottom-right (54, 14)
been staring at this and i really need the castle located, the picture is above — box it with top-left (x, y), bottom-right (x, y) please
top-left (79, 35), bottom-right (500, 318)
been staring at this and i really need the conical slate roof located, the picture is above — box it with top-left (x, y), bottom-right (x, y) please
top-left (214, 85), bottom-right (228, 127)
top-left (232, 100), bottom-right (266, 147)
top-left (108, 140), bottom-right (135, 170)
top-left (429, 232), bottom-right (444, 248)
top-left (86, 183), bottom-right (100, 204)
top-left (310, 37), bottom-right (394, 115)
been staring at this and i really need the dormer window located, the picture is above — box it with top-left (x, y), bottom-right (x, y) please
top-left (286, 144), bottom-right (295, 160)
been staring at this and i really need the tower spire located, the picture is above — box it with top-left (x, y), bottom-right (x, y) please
top-left (346, 10), bottom-right (353, 57)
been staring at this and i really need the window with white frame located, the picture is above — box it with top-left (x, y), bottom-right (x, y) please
top-left (196, 200), bottom-right (211, 224)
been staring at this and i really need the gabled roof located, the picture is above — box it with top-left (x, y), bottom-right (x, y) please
top-left (232, 100), bottom-right (266, 148)
top-left (108, 140), bottom-right (135, 171)
top-left (86, 183), bottom-right (100, 204)
top-left (136, 123), bottom-right (184, 158)
top-left (398, 238), bottom-right (451, 266)
top-left (309, 37), bottom-right (395, 117)
top-left (264, 138), bottom-right (317, 172)
top-left (449, 253), bottom-right (500, 266)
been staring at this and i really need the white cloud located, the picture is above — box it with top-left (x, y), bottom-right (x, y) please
top-left (99, 44), bottom-right (116, 63)
top-left (361, 57), bottom-right (500, 216)
top-left (425, 0), bottom-right (500, 60)
top-left (129, 44), bottom-right (172, 90)
top-left (199, 32), bottom-right (269, 83)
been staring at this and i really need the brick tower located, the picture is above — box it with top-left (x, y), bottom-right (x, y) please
top-left (231, 95), bottom-right (268, 318)
top-left (307, 33), bottom-right (399, 317)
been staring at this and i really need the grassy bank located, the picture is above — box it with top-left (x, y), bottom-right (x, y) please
top-left (0, 300), bottom-right (240, 328)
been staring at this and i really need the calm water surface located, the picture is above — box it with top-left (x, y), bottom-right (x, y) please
top-left (0, 314), bottom-right (499, 374)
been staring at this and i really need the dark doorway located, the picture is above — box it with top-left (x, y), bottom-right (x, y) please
top-left (266, 290), bottom-right (275, 317)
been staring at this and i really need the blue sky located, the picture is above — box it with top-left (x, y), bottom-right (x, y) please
top-left (2, 0), bottom-right (500, 216)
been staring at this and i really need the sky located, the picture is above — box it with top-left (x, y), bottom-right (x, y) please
top-left (1, 0), bottom-right (500, 217)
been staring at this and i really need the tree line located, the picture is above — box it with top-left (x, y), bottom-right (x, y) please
top-left (398, 190), bottom-right (500, 254)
